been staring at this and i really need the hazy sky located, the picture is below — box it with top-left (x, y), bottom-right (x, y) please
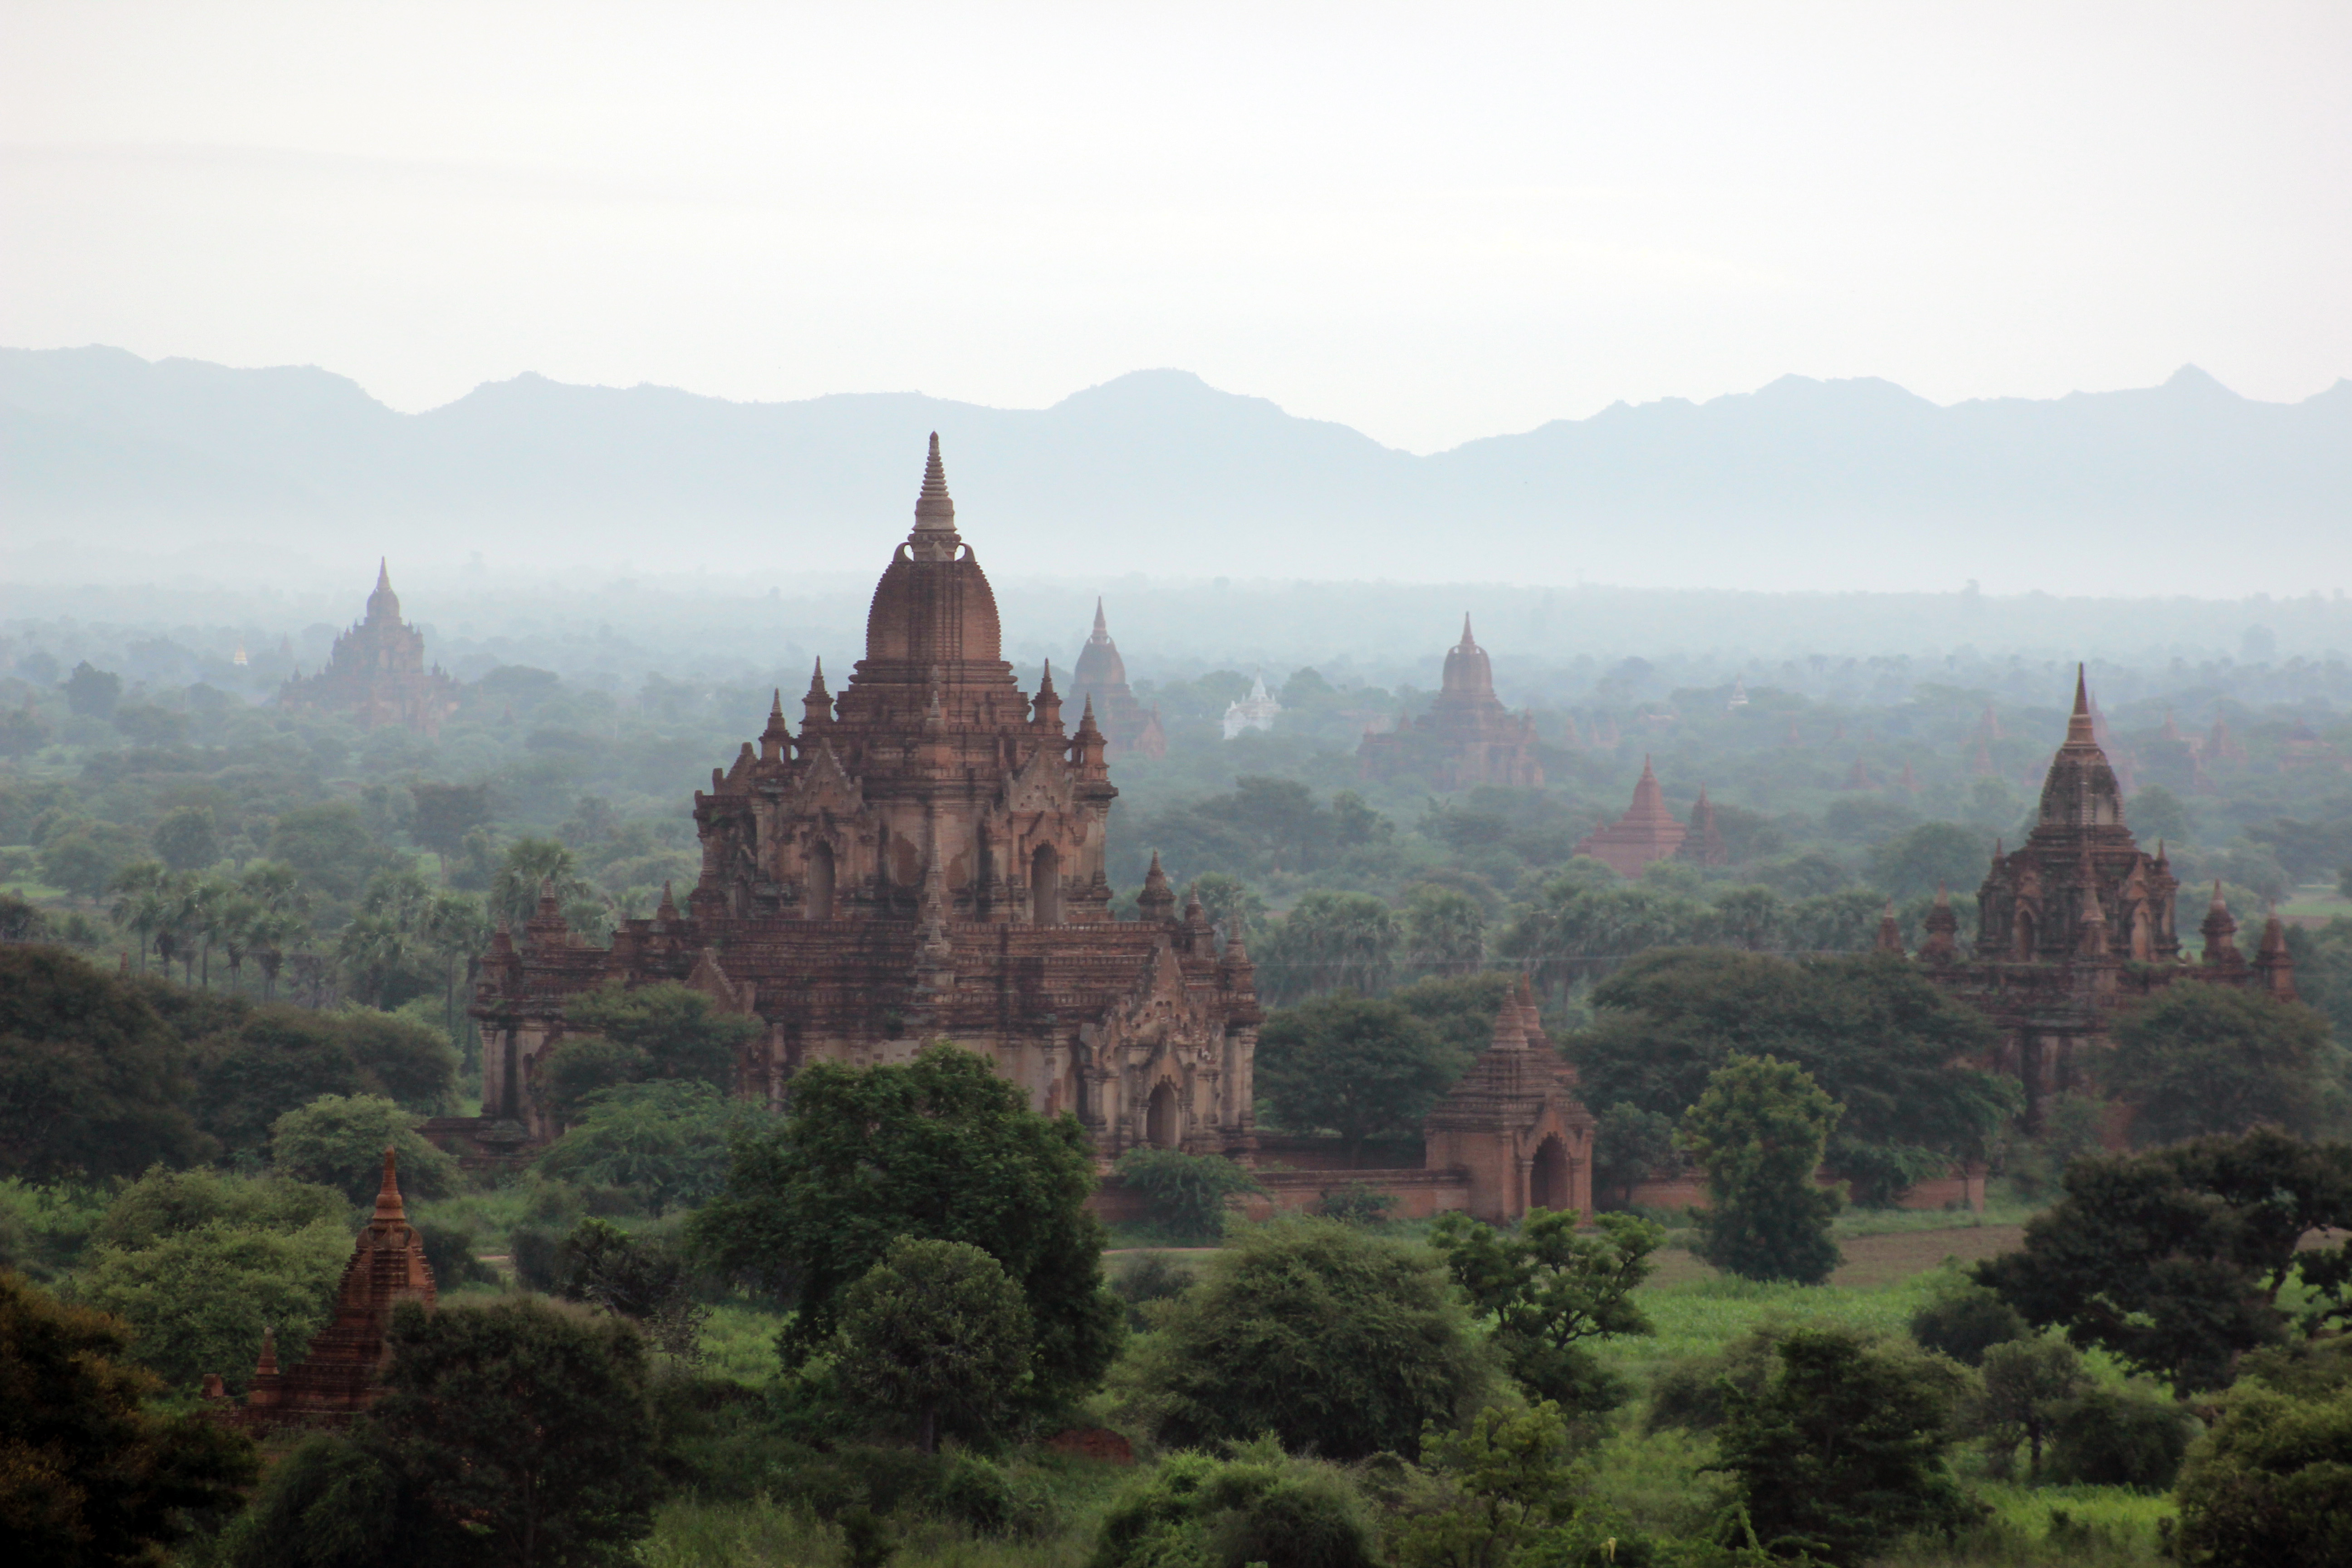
top-left (4, 2), bottom-right (2347, 453)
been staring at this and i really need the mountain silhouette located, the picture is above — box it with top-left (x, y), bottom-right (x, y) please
top-left (3, 347), bottom-right (2346, 593)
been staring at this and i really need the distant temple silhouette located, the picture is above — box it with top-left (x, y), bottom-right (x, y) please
top-left (1068, 599), bottom-right (1166, 760)
top-left (277, 561), bottom-right (461, 735)
top-left (1358, 617), bottom-right (1544, 789)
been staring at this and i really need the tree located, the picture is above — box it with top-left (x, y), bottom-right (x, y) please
top-left (1388, 1402), bottom-right (1581, 1568)
top-left (38, 820), bottom-right (141, 901)
top-left (1569, 949), bottom-right (2012, 1205)
top-left (1907, 1269), bottom-right (2026, 1366)
top-left (0, 946), bottom-right (211, 1180)
top-left (534, 1080), bottom-right (749, 1215)
top-left (369, 1298), bottom-right (667, 1567)
top-left (1388, 970), bottom-right (1515, 1061)
top-left (409, 781), bottom-right (496, 863)
top-left (0, 1272), bottom-right (255, 1565)
top-left (1258, 994), bottom-right (1463, 1164)
top-left (1974, 1128), bottom-right (2352, 1392)
top-left (264, 803), bottom-right (390, 905)
top-left (2101, 981), bottom-right (2343, 1144)
top-left (1593, 1101), bottom-right (1678, 1208)
top-left (215, 1432), bottom-right (415, 1568)
top-left (1115, 1218), bottom-right (1494, 1460)
top-left (268, 1095), bottom-right (460, 1205)
top-left (1712, 1327), bottom-right (1973, 1564)
top-left (1111, 1146), bottom-right (1265, 1241)
top-left (152, 805), bottom-right (221, 873)
top-left (76, 1212), bottom-right (353, 1391)
top-left (835, 1236), bottom-right (1033, 1452)
top-left (2175, 1377), bottom-right (2352, 1566)
top-left (490, 837), bottom-right (598, 929)
top-left (552, 1218), bottom-right (708, 1358)
top-left (691, 1041), bottom-right (1122, 1406)
top-left (60, 660), bottom-right (122, 717)
top-left (562, 980), bottom-right (755, 1089)
top-left (1864, 822), bottom-right (1991, 903)
top-left (1401, 885), bottom-right (1487, 975)
top-left (1430, 1208), bottom-right (1661, 1415)
top-left (1681, 1054), bottom-right (1843, 1285)
top-left (1970, 1337), bottom-right (2086, 1480)
top-left (1255, 889), bottom-right (1401, 1003)
top-left (332, 1010), bottom-right (459, 1112)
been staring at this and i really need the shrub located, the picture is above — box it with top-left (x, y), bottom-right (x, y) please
top-left (1909, 1269), bottom-right (2027, 1366)
top-left (1111, 1251), bottom-right (1195, 1331)
top-left (2045, 1385), bottom-right (2199, 1490)
top-left (415, 1219), bottom-right (495, 1290)
top-left (1116, 1219), bottom-right (1493, 1460)
top-left (268, 1094), bottom-right (460, 1205)
top-left (1318, 1181), bottom-right (1398, 1227)
top-left (1113, 1146), bottom-right (1264, 1241)
top-left (2175, 1380), bottom-right (2352, 1565)
top-left (1092, 1441), bottom-right (1380, 1568)
top-left (1681, 1054), bottom-right (1843, 1285)
top-left (835, 1237), bottom-right (1032, 1452)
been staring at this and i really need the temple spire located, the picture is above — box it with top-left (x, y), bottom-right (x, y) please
top-left (910, 432), bottom-right (959, 555)
top-left (376, 557), bottom-right (390, 592)
top-left (2067, 663), bottom-right (2096, 745)
top-left (1460, 612), bottom-right (1475, 648)
top-left (1092, 597), bottom-right (1108, 641)
top-left (371, 1146), bottom-right (406, 1230)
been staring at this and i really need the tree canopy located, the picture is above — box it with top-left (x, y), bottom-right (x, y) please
top-left (1570, 948), bottom-right (2013, 1203)
top-left (2101, 981), bottom-right (2345, 1144)
top-left (0, 945), bottom-right (212, 1180)
top-left (1681, 1054), bottom-right (1844, 1285)
top-left (1431, 1208), bottom-right (1661, 1415)
top-left (691, 1041), bottom-right (1122, 1406)
top-left (835, 1236), bottom-right (1034, 1453)
top-left (1257, 994), bottom-right (1466, 1161)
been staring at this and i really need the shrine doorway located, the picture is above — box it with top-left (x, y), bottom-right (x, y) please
top-left (1145, 1081), bottom-right (1180, 1148)
top-left (1031, 844), bottom-right (1062, 925)
top-left (1529, 1134), bottom-right (1570, 1213)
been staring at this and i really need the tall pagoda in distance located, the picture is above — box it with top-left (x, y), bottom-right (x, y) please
top-left (1068, 599), bottom-right (1167, 760)
top-left (1573, 757), bottom-right (1688, 877)
top-left (278, 561), bottom-right (461, 736)
top-left (1358, 616), bottom-right (1544, 789)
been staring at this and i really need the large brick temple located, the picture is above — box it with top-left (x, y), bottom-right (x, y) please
top-left (1913, 669), bottom-right (2295, 1123)
top-left (471, 438), bottom-right (1262, 1157)
top-left (1359, 617), bottom-right (1545, 789)
top-left (278, 561), bottom-right (462, 736)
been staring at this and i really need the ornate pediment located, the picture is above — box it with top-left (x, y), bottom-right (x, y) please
top-left (791, 740), bottom-right (864, 816)
top-left (1001, 739), bottom-right (1074, 818)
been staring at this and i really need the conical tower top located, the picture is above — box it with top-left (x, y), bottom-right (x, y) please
top-left (1460, 612), bottom-right (1476, 648)
top-left (1092, 597), bottom-right (1109, 641)
top-left (2067, 663), bottom-right (2096, 745)
top-left (371, 1146), bottom-right (407, 1229)
top-left (911, 432), bottom-right (958, 550)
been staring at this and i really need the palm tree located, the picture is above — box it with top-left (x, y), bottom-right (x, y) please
top-left (490, 837), bottom-right (599, 932)
top-left (249, 908), bottom-right (308, 1002)
top-left (216, 892), bottom-right (264, 995)
top-left (421, 890), bottom-right (492, 1054)
top-left (175, 877), bottom-right (232, 988)
top-left (336, 912), bottom-right (412, 1009)
top-left (109, 862), bottom-right (170, 973)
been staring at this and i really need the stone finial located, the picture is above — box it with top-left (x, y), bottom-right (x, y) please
top-left (802, 658), bottom-right (833, 728)
top-left (656, 881), bottom-right (678, 922)
top-left (255, 1324), bottom-right (279, 1377)
top-left (1459, 612), bottom-right (1475, 649)
top-left (2201, 881), bottom-right (2241, 969)
top-left (1033, 660), bottom-right (1064, 731)
top-left (1182, 883), bottom-right (1207, 925)
top-left (535, 877), bottom-right (560, 918)
top-left (760, 687), bottom-right (793, 760)
top-left (1092, 598), bottom-right (1109, 642)
top-left (2254, 905), bottom-right (2297, 999)
top-left (2067, 664), bottom-right (2096, 745)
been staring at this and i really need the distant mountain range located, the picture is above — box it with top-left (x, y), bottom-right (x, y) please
top-left (3, 345), bottom-right (2347, 595)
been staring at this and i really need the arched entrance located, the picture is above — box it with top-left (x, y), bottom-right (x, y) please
top-left (1145, 1081), bottom-right (1180, 1149)
top-left (806, 842), bottom-right (835, 920)
top-left (1031, 844), bottom-right (1062, 925)
top-left (1529, 1134), bottom-right (1569, 1213)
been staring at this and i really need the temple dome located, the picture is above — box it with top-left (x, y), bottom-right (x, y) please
top-left (1072, 598), bottom-right (1127, 689)
top-left (860, 434), bottom-right (1006, 668)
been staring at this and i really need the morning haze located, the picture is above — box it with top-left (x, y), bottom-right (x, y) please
top-left (6, 9), bottom-right (2352, 1568)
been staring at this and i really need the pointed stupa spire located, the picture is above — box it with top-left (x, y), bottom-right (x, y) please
top-left (1092, 597), bottom-right (1109, 641)
top-left (371, 1146), bottom-right (407, 1229)
top-left (376, 556), bottom-right (391, 592)
top-left (656, 881), bottom-right (677, 921)
top-left (910, 432), bottom-right (959, 554)
top-left (2066, 663), bottom-right (2097, 745)
top-left (1139, 850), bottom-right (1176, 922)
top-left (255, 1323), bottom-right (279, 1377)
top-left (1460, 612), bottom-right (1476, 648)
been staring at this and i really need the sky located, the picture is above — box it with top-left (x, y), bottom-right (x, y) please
top-left (2, 2), bottom-right (2349, 454)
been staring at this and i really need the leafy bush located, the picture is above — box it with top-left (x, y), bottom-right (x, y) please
top-left (534, 1079), bottom-right (751, 1215)
top-left (1908, 1269), bottom-right (2027, 1366)
top-left (1111, 1251), bottom-right (1195, 1331)
top-left (2175, 1379), bottom-right (2352, 1565)
top-left (268, 1094), bottom-right (460, 1205)
top-left (1318, 1181), bottom-right (1398, 1227)
top-left (76, 1215), bottom-right (352, 1391)
top-left (1116, 1218), bottom-right (1493, 1460)
top-left (1113, 1146), bottom-right (1264, 1241)
top-left (836, 1237), bottom-right (1032, 1452)
top-left (2045, 1385), bottom-right (2199, 1490)
top-left (416, 1218), bottom-right (495, 1290)
top-left (1682, 1054), bottom-right (1843, 1285)
top-left (1093, 1440), bottom-right (1380, 1568)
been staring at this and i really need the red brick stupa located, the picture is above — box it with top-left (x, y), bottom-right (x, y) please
top-left (1069, 599), bottom-right (1167, 760)
top-left (1573, 756), bottom-right (1687, 877)
top-left (1359, 616), bottom-right (1544, 789)
top-left (277, 561), bottom-right (461, 736)
top-left (239, 1147), bottom-right (436, 1427)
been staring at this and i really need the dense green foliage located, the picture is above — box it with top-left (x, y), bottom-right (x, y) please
top-left (2175, 1369), bottom-right (2352, 1566)
top-left (1908, 1270), bottom-right (2028, 1367)
top-left (836, 1237), bottom-right (1034, 1452)
top-left (1257, 993), bottom-right (1466, 1158)
top-left (1431, 1207), bottom-right (1661, 1415)
top-left (2101, 981), bottom-right (2345, 1143)
top-left (1110, 1147), bottom-right (1264, 1241)
top-left (692, 1042), bottom-right (1122, 1406)
top-left (0, 945), bottom-right (211, 1178)
top-left (1570, 950), bottom-right (2013, 1205)
top-left (0, 1270), bottom-right (256, 1564)
top-left (1681, 1054), bottom-right (1845, 1285)
top-left (1975, 1128), bottom-right (2352, 1391)
top-left (268, 1093), bottom-right (461, 1204)
top-left (1116, 1219), bottom-right (1493, 1460)
top-left (534, 1079), bottom-right (749, 1215)
top-left (536, 980), bottom-right (759, 1126)
top-left (1711, 1325), bottom-right (1975, 1565)
top-left (1091, 1439), bottom-right (1382, 1568)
